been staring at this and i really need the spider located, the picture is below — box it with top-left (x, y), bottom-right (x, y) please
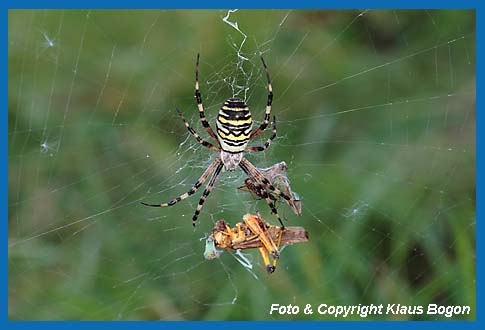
top-left (142, 54), bottom-right (296, 228)
top-left (205, 213), bottom-right (309, 273)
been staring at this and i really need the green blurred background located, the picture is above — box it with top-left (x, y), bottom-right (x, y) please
top-left (8, 10), bottom-right (475, 320)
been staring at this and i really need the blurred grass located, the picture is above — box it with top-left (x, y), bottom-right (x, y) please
top-left (8, 10), bottom-right (475, 320)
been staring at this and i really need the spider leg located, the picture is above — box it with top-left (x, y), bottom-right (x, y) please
top-left (261, 191), bottom-right (285, 230)
top-left (195, 53), bottom-right (218, 142)
top-left (270, 228), bottom-right (284, 272)
top-left (239, 162), bottom-right (285, 229)
top-left (241, 158), bottom-right (294, 203)
top-left (176, 108), bottom-right (220, 151)
top-left (245, 116), bottom-right (276, 153)
top-left (192, 161), bottom-right (224, 226)
top-left (141, 157), bottom-right (221, 207)
top-left (249, 56), bottom-right (273, 139)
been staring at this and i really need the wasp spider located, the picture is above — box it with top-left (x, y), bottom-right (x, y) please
top-left (142, 54), bottom-right (296, 228)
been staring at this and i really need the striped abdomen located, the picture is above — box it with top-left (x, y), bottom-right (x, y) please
top-left (216, 98), bottom-right (252, 153)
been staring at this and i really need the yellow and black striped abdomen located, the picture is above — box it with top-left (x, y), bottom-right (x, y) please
top-left (216, 98), bottom-right (253, 153)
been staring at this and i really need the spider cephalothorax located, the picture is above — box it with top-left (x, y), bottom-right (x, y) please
top-left (142, 54), bottom-right (295, 228)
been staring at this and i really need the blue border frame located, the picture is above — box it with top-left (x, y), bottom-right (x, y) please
top-left (3, 0), bottom-right (479, 9)
top-left (5, 0), bottom-right (480, 329)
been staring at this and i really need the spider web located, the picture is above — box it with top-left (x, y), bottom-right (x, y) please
top-left (8, 9), bottom-right (475, 320)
